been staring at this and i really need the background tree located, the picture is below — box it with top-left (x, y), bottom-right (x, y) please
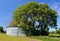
top-left (0, 26), bottom-right (3, 33)
top-left (13, 2), bottom-right (57, 36)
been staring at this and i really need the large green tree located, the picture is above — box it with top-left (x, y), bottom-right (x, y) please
top-left (13, 2), bottom-right (57, 36)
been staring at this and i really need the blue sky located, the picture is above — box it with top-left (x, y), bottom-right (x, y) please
top-left (0, 0), bottom-right (60, 31)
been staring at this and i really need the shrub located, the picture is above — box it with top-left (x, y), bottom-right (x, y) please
top-left (0, 26), bottom-right (4, 33)
top-left (41, 30), bottom-right (49, 36)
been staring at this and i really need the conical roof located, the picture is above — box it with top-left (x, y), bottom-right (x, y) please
top-left (8, 19), bottom-right (17, 27)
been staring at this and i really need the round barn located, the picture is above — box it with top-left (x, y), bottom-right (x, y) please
top-left (6, 20), bottom-right (26, 36)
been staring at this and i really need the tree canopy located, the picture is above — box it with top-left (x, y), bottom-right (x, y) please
top-left (13, 2), bottom-right (57, 36)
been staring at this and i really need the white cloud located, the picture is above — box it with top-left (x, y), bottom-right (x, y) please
top-left (54, 6), bottom-right (58, 9)
top-left (50, 4), bottom-right (59, 9)
top-left (58, 11), bottom-right (60, 14)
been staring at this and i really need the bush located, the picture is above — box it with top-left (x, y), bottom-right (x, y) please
top-left (3, 31), bottom-right (6, 33)
top-left (0, 26), bottom-right (4, 33)
top-left (25, 28), bottom-right (41, 36)
top-left (25, 28), bottom-right (49, 36)
top-left (41, 30), bottom-right (49, 36)
top-left (31, 30), bottom-right (41, 36)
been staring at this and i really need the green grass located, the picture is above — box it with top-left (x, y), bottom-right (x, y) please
top-left (0, 33), bottom-right (27, 41)
top-left (0, 33), bottom-right (60, 41)
top-left (0, 33), bottom-right (32, 41)
top-left (29, 36), bottom-right (60, 41)
top-left (49, 34), bottom-right (60, 36)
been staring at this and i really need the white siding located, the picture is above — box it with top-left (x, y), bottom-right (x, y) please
top-left (18, 28), bottom-right (26, 36)
top-left (6, 27), bottom-right (26, 36)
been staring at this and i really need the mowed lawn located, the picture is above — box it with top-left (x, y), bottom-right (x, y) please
top-left (0, 33), bottom-right (27, 41)
top-left (29, 36), bottom-right (60, 41)
top-left (0, 33), bottom-right (40, 41)
top-left (0, 33), bottom-right (60, 41)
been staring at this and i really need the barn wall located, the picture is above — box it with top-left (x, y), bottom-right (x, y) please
top-left (18, 28), bottom-right (26, 36)
top-left (6, 27), bottom-right (26, 36)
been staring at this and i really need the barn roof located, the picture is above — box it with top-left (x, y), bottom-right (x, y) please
top-left (8, 19), bottom-right (17, 27)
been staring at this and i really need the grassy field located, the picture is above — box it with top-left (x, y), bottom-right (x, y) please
top-left (0, 33), bottom-right (40, 41)
top-left (0, 33), bottom-right (60, 41)
top-left (29, 36), bottom-right (60, 41)
top-left (0, 33), bottom-right (28, 41)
